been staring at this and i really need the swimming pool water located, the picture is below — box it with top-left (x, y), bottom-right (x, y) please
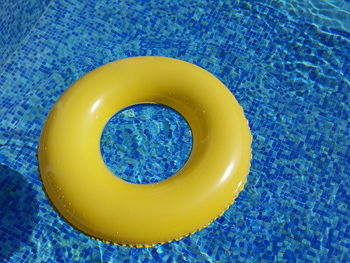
top-left (0, 0), bottom-right (349, 262)
top-left (101, 104), bottom-right (192, 184)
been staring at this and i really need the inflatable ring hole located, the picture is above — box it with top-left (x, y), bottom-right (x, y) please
top-left (100, 103), bottom-right (193, 184)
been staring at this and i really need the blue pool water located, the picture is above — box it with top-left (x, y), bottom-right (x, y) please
top-left (101, 104), bottom-right (192, 184)
top-left (0, 0), bottom-right (349, 262)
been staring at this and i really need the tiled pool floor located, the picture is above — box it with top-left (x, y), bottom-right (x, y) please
top-left (0, 0), bottom-right (349, 262)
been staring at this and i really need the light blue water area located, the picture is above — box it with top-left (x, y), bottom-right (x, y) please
top-left (0, 0), bottom-right (349, 262)
top-left (101, 104), bottom-right (192, 184)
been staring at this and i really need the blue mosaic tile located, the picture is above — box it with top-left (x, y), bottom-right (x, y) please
top-left (100, 104), bottom-right (192, 184)
top-left (0, 0), bottom-right (51, 68)
top-left (0, 0), bottom-right (349, 262)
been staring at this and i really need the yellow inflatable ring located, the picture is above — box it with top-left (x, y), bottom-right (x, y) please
top-left (38, 56), bottom-right (252, 247)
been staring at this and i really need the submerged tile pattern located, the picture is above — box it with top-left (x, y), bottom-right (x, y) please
top-left (101, 104), bottom-right (192, 184)
top-left (0, 0), bottom-right (349, 262)
top-left (0, 0), bottom-right (51, 68)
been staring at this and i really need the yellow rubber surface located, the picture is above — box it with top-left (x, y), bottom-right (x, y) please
top-left (38, 56), bottom-right (252, 247)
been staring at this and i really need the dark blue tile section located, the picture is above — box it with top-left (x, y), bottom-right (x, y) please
top-left (0, 0), bottom-right (349, 262)
top-left (0, 0), bottom-right (51, 67)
